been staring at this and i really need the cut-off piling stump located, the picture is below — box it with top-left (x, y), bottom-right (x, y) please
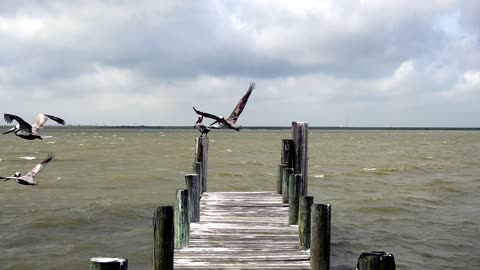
top-left (357, 251), bottom-right (396, 270)
top-left (153, 205), bottom-right (174, 270)
top-left (90, 257), bottom-right (128, 270)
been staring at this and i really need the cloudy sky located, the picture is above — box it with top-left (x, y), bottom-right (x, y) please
top-left (1, 0), bottom-right (479, 127)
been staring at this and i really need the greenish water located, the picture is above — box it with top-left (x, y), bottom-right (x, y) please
top-left (0, 129), bottom-right (479, 269)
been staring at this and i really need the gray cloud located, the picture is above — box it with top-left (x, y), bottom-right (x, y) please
top-left (0, 0), bottom-right (479, 126)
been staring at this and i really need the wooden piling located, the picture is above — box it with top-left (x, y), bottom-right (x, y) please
top-left (282, 167), bottom-right (294, 204)
top-left (288, 174), bottom-right (302, 225)
top-left (292, 121), bottom-right (308, 196)
top-left (298, 195), bottom-right (314, 250)
top-left (90, 258), bottom-right (128, 270)
top-left (310, 203), bottom-right (331, 270)
top-left (153, 206), bottom-right (174, 270)
top-left (174, 189), bottom-right (190, 249)
top-left (192, 162), bottom-right (203, 194)
top-left (281, 139), bottom-right (294, 168)
top-left (185, 174), bottom-right (200, 222)
top-left (277, 164), bottom-right (286, 194)
top-left (195, 137), bottom-right (208, 194)
top-left (357, 251), bottom-right (396, 270)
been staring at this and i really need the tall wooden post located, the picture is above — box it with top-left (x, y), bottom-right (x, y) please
top-left (192, 162), bottom-right (203, 194)
top-left (185, 174), bottom-right (200, 222)
top-left (195, 137), bottom-right (208, 194)
top-left (310, 203), bottom-right (331, 270)
top-left (357, 251), bottom-right (396, 270)
top-left (90, 258), bottom-right (128, 270)
top-left (299, 195), bottom-right (314, 249)
top-left (292, 121), bottom-right (308, 195)
top-left (288, 174), bottom-right (302, 225)
top-left (282, 168), bottom-right (294, 204)
top-left (153, 206), bottom-right (174, 270)
top-left (174, 189), bottom-right (190, 249)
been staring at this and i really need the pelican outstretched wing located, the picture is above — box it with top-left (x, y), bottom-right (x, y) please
top-left (193, 107), bottom-right (223, 121)
top-left (227, 81), bottom-right (255, 122)
top-left (26, 153), bottom-right (54, 178)
top-left (4, 113), bottom-right (32, 131)
top-left (32, 114), bottom-right (65, 133)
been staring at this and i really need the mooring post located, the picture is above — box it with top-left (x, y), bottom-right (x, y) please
top-left (153, 205), bottom-right (174, 270)
top-left (195, 137), bottom-right (208, 194)
top-left (298, 195), bottom-right (314, 250)
top-left (292, 121), bottom-right (308, 196)
top-left (90, 258), bottom-right (128, 270)
top-left (357, 251), bottom-right (396, 270)
top-left (282, 167), bottom-right (294, 204)
top-left (281, 139), bottom-right (294, 168)
top-left (277, 164), bottom-right (286, 194)
top-left (185, 174), bottom-right (200, 222)
top-left (192, 162), bottom-right (203, 194)
top-left (310, 203), bottom-right (331, 270)
top-left (288, 174), bottom-right (302, 225)
top-left (174, 189), bottom-right (190, 249)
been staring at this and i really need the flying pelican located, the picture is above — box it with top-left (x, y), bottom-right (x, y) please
top-left (193, 115), bottom-right (211, 137)
top-left (1, 153), bottom-right (54, 186)
top-left (193, 81), bottom-right (255, 132)
top-left (3, 113), bottom-right (66, 140)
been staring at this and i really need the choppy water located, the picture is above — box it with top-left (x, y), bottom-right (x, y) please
top-left (1, 128), bottom-right (479, 270)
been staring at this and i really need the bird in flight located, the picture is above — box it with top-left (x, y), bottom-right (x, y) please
top-left (1, 153), bottom-right (55, 186)
top-left (3, 113), bottom-right (65, 140)
top-left (193, 81), bottom-right (255, 133)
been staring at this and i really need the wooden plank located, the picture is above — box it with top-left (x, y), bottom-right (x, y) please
top-left (174, 192), bottom-right (310, 269)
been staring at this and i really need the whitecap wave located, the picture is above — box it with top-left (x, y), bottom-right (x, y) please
top-left (362, 167), bottom-right (377, 171)
top-left (19, 156), bottom-right (36, 160)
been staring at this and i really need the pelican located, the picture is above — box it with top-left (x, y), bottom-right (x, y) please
top-left (3, 113), bottom-right (66, 140)
top-left (193, 115), bottom-right (211, 137)
top-left (193, 81), bottom-right (255, 131)
top-left (1, 153), bottom-right (54, 186)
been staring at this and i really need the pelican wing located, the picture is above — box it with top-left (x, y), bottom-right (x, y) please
top-left (4, 113), bottom-right (32, 131)
top-left (26, 153), bottom-right (54, 178)
top-left (31, 114), bottom-right (65, 133)
top-left (193, 107), bottom-right (223, 121)
top-left (227, 82), bottom-right (255, 122)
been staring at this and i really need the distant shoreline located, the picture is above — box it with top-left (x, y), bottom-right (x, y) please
top-left (2, 125), bottom-right (478, 131)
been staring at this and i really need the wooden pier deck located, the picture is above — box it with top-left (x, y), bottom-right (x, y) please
top-left (174, 191), bottom-right (310, 269)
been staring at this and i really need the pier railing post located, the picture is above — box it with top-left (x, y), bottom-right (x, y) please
top-left (292, 121), bottom-right (308, 196)
top-left (174, 189), bottom-right (190, 249)
top-left (288, 174), bottom-right (302, 225)
top-left (277, 164), bottom-right (286, 194)
top-left (153, 206), bottom-right (174, 270)
top-left (357, 251), bottom-right (396, 270)
top-left (299, 195), bottom-right (314, 249)
top-left (310, 203), bottom-right (331, 270)
top-left (90, 258), bottom-right (128, 270)
top-left (195, 137), bottom-right (208, 194)
top-left (185, 174), bottom-right (200, 222)
top-left (192, 162), bottom-right (203, 194)
top-left (281, 139), bottom-right (294, 168)
top-left (282, 167), bottom-right (294, 204)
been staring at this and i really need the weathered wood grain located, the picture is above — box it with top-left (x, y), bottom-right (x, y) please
top-left (174, 192), bottom-right (310, 269)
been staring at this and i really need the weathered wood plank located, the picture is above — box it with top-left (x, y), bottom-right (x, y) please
top-left (174, 192), bottom-right (310, 269)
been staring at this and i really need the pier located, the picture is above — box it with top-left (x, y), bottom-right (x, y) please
top-left (91, 122), bottom-right (395, 270)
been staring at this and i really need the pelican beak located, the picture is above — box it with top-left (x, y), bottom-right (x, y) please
top-left (3, 127), bottom-right (15, 135)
